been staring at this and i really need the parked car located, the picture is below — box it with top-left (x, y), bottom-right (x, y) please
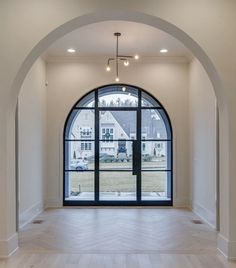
top-left (70, 159), bottom-right (88, 170)
top-left (100, 154), bottom-right (117, 163)
top-left (142, 154), bottom-right (152, 162)
top-left (86, 155), bottom-right (95, 162)
top-left (86, 153), bottom-right (116, 163)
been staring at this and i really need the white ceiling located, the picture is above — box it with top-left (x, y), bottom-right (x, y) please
top-left (45, 21), bottom-right (192, 59)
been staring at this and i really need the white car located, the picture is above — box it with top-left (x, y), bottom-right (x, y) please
top-left (70, 159), bottom-right (88, 171)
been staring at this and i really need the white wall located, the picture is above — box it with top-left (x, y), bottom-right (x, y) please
top-left (18, 58), bottom-right (47, 227)
top-left (189, 58), bottom-right (217, 228)
top-left (46, 59), bottom-right (189, 207)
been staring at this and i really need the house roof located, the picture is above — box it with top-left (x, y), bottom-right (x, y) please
top-left (111, 110), bottom-right (167, 139)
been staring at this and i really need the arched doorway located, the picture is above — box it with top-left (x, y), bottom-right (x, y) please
top-left (2, 5), bottom-right (230, 257)
top-left (64, 84), bottom-right (172, 205)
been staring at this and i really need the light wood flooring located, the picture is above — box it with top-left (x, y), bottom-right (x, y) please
top-left (1, 208), bottom-right (236, 267)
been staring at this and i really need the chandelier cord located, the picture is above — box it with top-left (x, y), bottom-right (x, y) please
top-left (116, 34), bottom-right (119, 79)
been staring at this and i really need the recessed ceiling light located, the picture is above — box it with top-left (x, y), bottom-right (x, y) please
top-left (67, 48), bottom-right (76, 53)
top-left (134, 55), bottom-right (139, 60)
top-left (160, 49), bottom-right (168, 53)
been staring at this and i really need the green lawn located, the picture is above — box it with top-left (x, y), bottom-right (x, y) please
top-left (70, 160), bottom-right (167, 193)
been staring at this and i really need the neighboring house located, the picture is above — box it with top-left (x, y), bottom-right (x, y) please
top-left (69, 109), bottom-right (167, 160)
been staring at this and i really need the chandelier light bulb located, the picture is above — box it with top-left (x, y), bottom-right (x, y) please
top-left (124, 60), bottom-right (129, 66)
top-left (115, 77), bottom-right (120, 82)
top-left (134, 54), bottom-right (139, 60)
top-left (106, 66), bottom-right (111, 71)
top-left (122, 87), bottom-right (126, 92)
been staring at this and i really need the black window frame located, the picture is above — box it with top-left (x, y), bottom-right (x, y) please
top-left (63, 84), bottom-right (173, 206)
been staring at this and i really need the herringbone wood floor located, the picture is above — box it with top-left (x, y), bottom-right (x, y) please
top-left (1, 208), bottom-right (236, 267)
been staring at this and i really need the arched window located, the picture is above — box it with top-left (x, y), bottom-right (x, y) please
top-left (64, 84), bottom-right (172, 205)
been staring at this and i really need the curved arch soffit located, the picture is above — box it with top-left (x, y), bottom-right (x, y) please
top-left (11, 10), bottom-right (224, 111)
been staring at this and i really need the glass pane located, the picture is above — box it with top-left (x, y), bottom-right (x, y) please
top-left (65, 172), bottom-right (94, 200)
top-left (99, 172), bottom-right (136, 200)
top-left (100, 111), bottom-right (136, 140)
top-left (141, 109), bottom-right (167, 139)
top-left (98, 85), bottom-right (138, 107)
top-left (99, 141), bottom-right (134, 170)
top-left (65, 109), bottom-right (95, 140)
top-left (141, 171), bottom-right (171, 200)
top-left (142, 91), bottom-right (161, 107)
top-left (76, 91), bottom-right (95, 107)
top-left (141, 141), bottom-right (171, 170)
top-left (65, 141), bottom-right (94, 170)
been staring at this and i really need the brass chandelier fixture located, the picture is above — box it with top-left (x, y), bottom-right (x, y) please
top-left (106, 32), bottom-right (139, 82)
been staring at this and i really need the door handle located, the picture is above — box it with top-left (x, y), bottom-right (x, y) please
top-left (132, 140), bottom-right (138, 175)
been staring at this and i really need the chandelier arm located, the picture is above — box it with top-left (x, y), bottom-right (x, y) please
top-left (118, 55), bottom-right (134, 58)
top-left (107, 58), bottom-right (115, 65)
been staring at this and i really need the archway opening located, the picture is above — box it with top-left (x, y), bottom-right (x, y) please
top-left (9, 9), bottom-right (223, 258)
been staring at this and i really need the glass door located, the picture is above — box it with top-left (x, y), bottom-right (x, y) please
top-left (98, 110), bottom-right (138, 201)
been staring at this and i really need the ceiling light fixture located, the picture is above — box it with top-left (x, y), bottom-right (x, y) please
top-left (67, 48), bottom-right (76, 53)
top-left (124, 60), bottom-right (129, 66)
top-left (160, 49), bottom-right (168, 53)
top-left (106, 32), bottom-right (139, 82)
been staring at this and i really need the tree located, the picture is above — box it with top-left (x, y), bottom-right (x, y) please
top-left (110, 100), bottom-right (115, 107)
top-left (116, 97), bottom-right (121, 106)
top-left (101, 99), bottom-right (106, 107)
top-left (153, 148), bottom-right (156, 157)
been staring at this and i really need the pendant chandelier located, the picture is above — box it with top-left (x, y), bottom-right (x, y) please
top-left (106, 32), bottom-right (139, 82)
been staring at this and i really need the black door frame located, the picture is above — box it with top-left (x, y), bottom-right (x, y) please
top-left (63, 84), bottom-right (173, 206)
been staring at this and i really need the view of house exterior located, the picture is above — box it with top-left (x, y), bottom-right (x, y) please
top-left (69, 109), bottom-right (167, 162)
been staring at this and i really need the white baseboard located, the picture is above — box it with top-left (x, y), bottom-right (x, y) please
top-left (192, 202), bottom-right (216, 229)
top-left (19, 201), bottom-right (44, 229)
top-left (173, 197), bottom-right (190, 208)
top-left (46, 198), bottom-right (62, 208)
top-left (0, 233), bottom-right (18, 258)
top-left (229, 241), bottom-right (236, 260)
top-left (218, 233), bottom-right (236, 260)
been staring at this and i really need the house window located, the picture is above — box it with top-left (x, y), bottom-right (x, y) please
top-left (80, 127), bottom-right (92, 138)
top-left (81, 142), bottom-right (92, 151)
top-left (102, 128), bottom-right (114, 142)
